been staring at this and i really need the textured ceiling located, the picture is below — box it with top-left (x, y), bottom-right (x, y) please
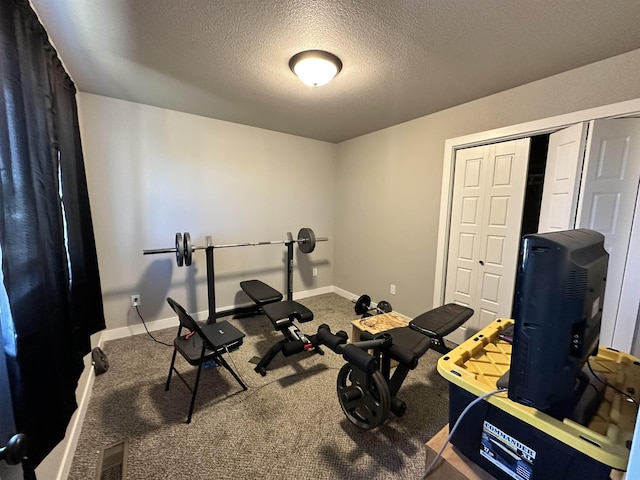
top-left (30, 0), bottom-right (640, 143)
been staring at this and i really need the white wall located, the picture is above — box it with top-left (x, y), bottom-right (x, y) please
top-left (334, 48), bottom-right (640, 319)
top-left (78, 94), bottom-right (337, 330)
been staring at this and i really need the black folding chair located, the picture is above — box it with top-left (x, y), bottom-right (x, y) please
top-left (165, 297), bottom-right (248, 423)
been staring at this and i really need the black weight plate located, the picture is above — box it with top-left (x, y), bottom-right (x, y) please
top-left (183, 232), bottom-right (192, 266)
top-left (336, 364), bottom-right (390, 430)
top-left (175, 232), bottom-right (184, 267)
top-left (298, 227), bottom-right (316, 254)
top-left (354, 294), bottom-right (371, 315)
top-left (376, 301), bottom-right (393, 314)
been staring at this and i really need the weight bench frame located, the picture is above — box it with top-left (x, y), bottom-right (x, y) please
top-left (252, 300), bottom-right (323, 376)
top-left (203, 231), bottom-right (306, 324)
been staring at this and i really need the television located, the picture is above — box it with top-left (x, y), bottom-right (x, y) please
top-left (507, 228), bottom-right (609, 419)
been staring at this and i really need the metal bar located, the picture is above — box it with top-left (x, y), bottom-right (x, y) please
top-left (143, 246), bottom-right (207, 255)
top-left (206, 246), bottom-right (216, 324)
top-left (286, 232), bottom-right (294, 301)
top-left (143, 248), bottom-right (177, 255)
top-left (213, 240), bottom-right (284, 249)
top-left (144, 235), bottom-right (328, 259)
top-left (144, 236), bottom-right (327, 254)
top-left (212, 236), bottom-right (326, 249)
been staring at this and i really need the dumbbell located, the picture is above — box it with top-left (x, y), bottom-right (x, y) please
top-left (353, 294), bottom-right (393, 318)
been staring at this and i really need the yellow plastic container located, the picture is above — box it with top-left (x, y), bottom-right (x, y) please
top-left (437, 318), bottom-right (640, 471)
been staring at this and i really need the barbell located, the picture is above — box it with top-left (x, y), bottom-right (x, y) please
top-left (143, 227), bottom-right (327, 267)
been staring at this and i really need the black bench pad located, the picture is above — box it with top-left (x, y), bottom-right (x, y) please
top-left (385, 327), bottom-right (432, 369)
top-left (409, 303), bottom-right (473, 338)
top-left (262, 300), bottom-right (314, 331)
top-left (240, 280), bottom-right (283, 306)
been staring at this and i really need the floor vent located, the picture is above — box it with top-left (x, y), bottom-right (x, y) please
top-left (96, 439), bottom-right (128, 480)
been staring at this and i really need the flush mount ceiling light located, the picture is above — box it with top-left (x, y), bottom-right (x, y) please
top-left (289, 50), bottom-right (342, 87)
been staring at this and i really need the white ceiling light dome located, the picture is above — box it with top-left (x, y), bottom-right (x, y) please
top-left (289, 50), bottom-right (342, 87)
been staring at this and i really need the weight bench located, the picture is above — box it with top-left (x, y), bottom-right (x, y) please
top-left (241, 280), bottom-right (322, 376)
top-left (239, 280), bottom-right (283, 310)
top-left (317, 303), bottom-right (473, 429)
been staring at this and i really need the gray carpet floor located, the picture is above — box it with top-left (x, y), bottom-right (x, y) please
top-left (70, 293), bottom-right (451, 479)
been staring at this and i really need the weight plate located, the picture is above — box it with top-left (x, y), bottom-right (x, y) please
top-left (336, 364), bottom-right (390, 430)
top-left (354, 294), bottom-right (371, 315)
top-left (175, 232), bottom-right (184, 267)
top-left (376, 300), bottom-right (393, 314)
top-left (183, 232), bottom-right (193, 266)
top-left (297, 227), bottom-right (316, 254)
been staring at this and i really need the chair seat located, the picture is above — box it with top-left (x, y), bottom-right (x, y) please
top-left (174, 321), bottom-right (244, 365)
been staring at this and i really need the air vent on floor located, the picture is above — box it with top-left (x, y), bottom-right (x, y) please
top-left (96, 439), bottom-right (128, 480)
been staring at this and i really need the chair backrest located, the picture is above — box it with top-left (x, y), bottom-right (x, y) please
top-left (166, 297), bottom-right (205, 339)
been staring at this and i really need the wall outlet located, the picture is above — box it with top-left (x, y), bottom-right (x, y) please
top-left (390, 284), bottom-right (396, 295)
top-left (312, 268), bottom-right (318, 277)
top-left (131, 294), bottom-right (140, 307)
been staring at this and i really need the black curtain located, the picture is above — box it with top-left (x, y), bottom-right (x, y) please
top-left (0, 0), bottom-right (106, 476)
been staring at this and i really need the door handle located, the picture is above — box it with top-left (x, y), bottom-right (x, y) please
top-left (0, 433), bottom-right (27, 465)
top-left (479, 260), bottom-right (485, 266)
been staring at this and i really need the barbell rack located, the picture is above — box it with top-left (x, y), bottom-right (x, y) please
top-left (142, 228), bottom-right (327, 323)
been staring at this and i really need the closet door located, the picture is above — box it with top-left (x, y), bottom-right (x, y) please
top-left (538, 123), bottom-right (589, 232)
top-left (445, 138), bottom-right (530, 343)
top-left (577, 118), bottom-right (640, 349)
top-left (444, 145), bottom-right (485, 323)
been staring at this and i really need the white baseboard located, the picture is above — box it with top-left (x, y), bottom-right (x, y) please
top-left (293, 285), bottom-right (334, 300)
top-left (331, 286), bottom-right (359, 302)
top-left (102, 286), bottom-right (343, 342)
top-left (101, 314), bottom-right (178, 342)
top-left (42, 331), bottom-right (104, 480)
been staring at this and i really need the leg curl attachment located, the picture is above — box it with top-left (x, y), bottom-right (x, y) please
top-left (316, 304), bottom-right (474, 430)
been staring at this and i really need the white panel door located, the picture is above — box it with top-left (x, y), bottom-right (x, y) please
top-left (538, 123), bottom-right (589, 233)
top-left (444, 145), bottom-right (485, 322)
top-left (577, 118), bottom-right (640, 349)
top-left (445, 138), bottom-right (531, 343)
top-left (473, 140), bottom-right (531, 333)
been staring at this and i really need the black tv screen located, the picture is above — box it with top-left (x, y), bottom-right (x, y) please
top-left (507, 229), bottom-right (608, 414)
